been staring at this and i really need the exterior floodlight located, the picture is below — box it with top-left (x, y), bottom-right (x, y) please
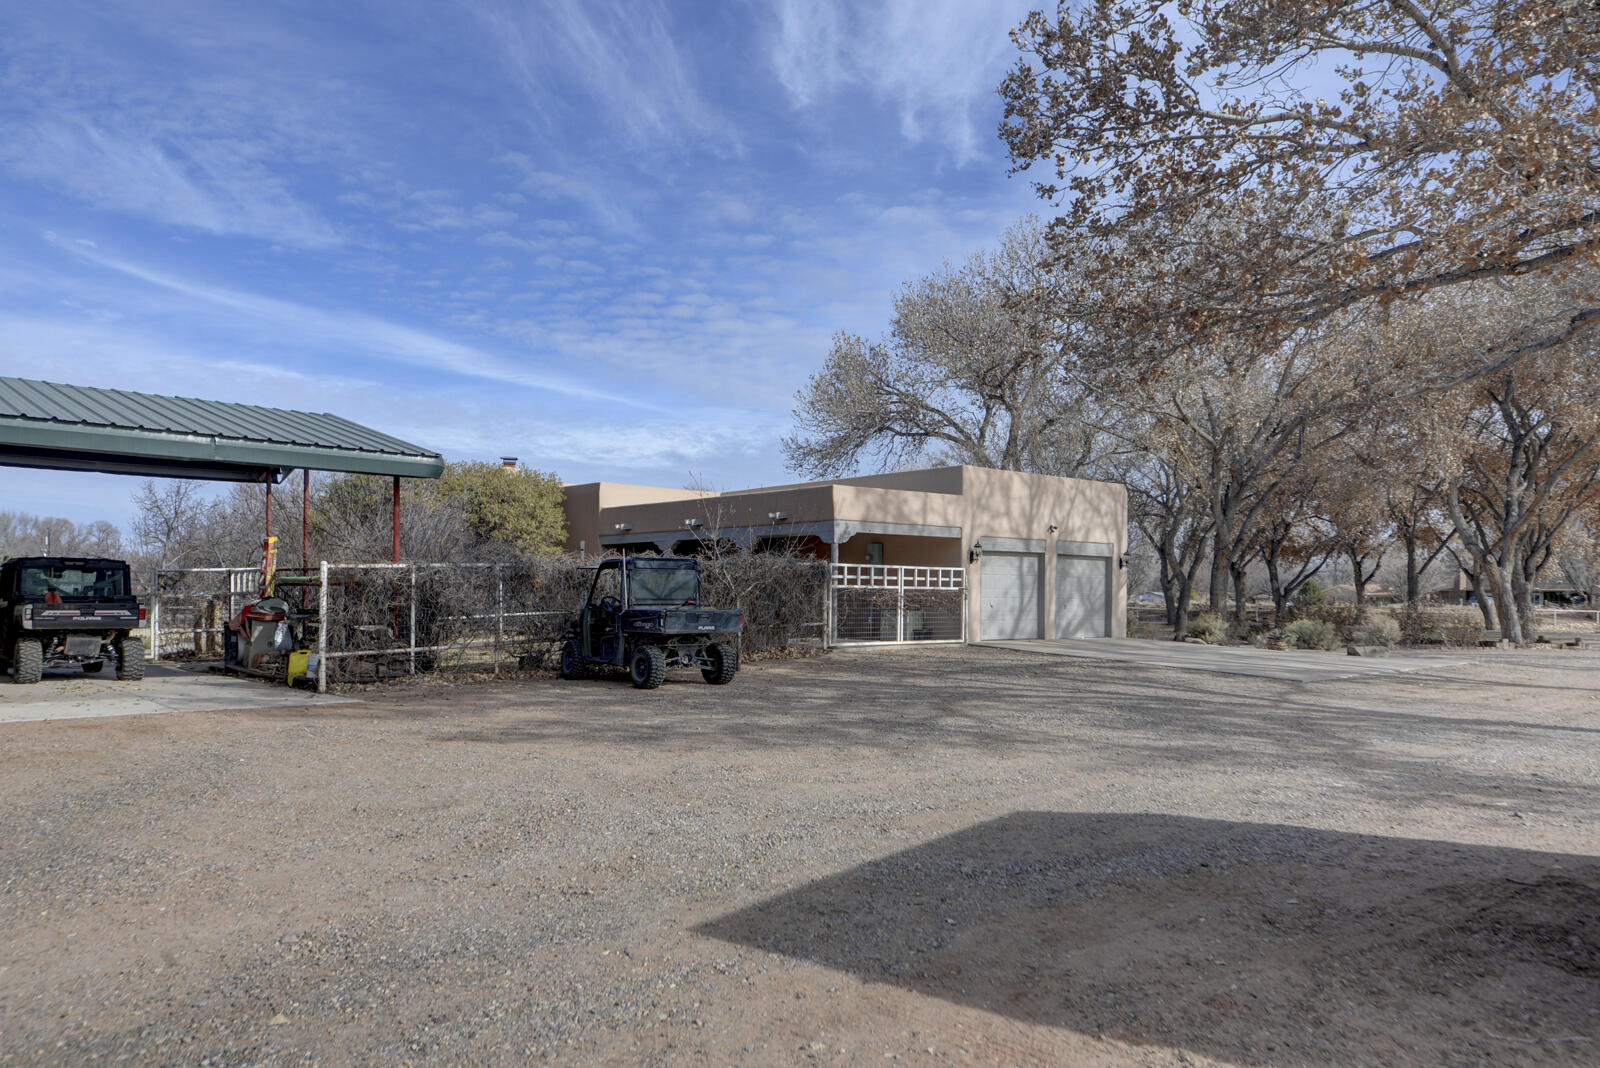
top-left (768, 511), bottom-right (789, 521)
top-left (613, 522), bottom-right (633, 532)
top-left (684, 518), bottom-right (703, 528)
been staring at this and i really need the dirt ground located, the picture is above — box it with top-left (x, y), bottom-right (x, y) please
top-left (1, 644), bottom-right (1597, 1066)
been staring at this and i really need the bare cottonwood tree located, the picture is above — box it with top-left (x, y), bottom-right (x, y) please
top-left (1001, 0), bottom-right (1600, 369)
top-left (784, 217), bottom-right (1105, 478)
top-left (0, 511), bottom-right (123, 559)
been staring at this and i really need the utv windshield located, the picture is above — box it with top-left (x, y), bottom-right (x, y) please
top-left (18, 564), bottom-right (128, 600)
top-left (628, 567), bottom-right (699, 605)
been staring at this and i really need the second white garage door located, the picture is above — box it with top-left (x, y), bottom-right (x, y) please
top-left (980, 552), bottom-right (1042, 640)
top-left (1055, 554), bottom-right (1109, 638)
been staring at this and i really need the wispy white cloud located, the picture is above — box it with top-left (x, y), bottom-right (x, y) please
top-left (768, 0), bottom-right (1033, 163)
top-left (49, 239), bottom-right (661, 410)
top-left (471, 0), bottom-right (734, 155)
top-left (0, 119), bottom-right (341, 249)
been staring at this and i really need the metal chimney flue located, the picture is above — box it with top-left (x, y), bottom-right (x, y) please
top-left (500, 456), bottom-right (518, 470)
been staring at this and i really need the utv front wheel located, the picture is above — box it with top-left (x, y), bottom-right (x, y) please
top-left (559, 639), bottom-right (587, 680)
top-left (115, 637), bottom-right (146, 681)
top-left (701, 641), bottom-right (737, 685)
top-left (629, 645), bottom-right (667, 689)
top-left (13, 637), bottom-right (42, 684)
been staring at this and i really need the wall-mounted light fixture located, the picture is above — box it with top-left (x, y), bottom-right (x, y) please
top-left (767, 511), bottom-right (789, 521)
top-left (1118, 554), bottom-right (1127, 570)
top-left (968, 541), bottom-right (983, 564)
top-left (683, 518), bottom-right (703, 528)
top-left (1047, 523), bottom-right (1059, 533)
top-left (613, 522), bottom-right (633, 532)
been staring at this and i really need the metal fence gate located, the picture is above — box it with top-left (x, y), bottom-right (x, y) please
top-left (148, 567), bottom-right (258, 660)
top-left (828, 564), bottom-right (965, 646)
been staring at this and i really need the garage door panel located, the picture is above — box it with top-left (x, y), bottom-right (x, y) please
top-left (981, 552), bottom-right (1042, 640)
top-left (1055, 555), bottom-right (1108, 638)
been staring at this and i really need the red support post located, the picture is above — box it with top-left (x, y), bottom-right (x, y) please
top-left (265, 479), bottom-right (273, 537)
top-left (302, 468), bottom-right (311, 571)
top-left (392, 476), bottom-right (401, 563)
top-left (302, 468), bottom-right (311, 610)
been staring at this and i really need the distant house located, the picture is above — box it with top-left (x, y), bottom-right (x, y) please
top-left (561, 464), bottom-right (1128, 642)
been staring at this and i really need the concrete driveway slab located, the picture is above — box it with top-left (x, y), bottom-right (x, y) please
top-left (0, 663), bottom-right (356, 723)
top-left (978, 637), bottom-right (1472, 682)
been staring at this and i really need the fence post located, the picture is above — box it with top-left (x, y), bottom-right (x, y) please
top-left (149, 569), bottom-right (162, 662)
top-left (896, 566), bottom-right (905, 642)
top-left (495, 564), bottom-right (503, 676)
top-left (824, 564), bottom-right (834, 649)
top-left (961, 583), bottom-right (969, 646)
top-left (317, 561), bottom-right (328, 694)
top-left (409, 565), bottom-right (417, 676)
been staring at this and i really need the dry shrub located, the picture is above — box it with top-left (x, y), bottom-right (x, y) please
top-left (1436, 607), bottom-right (1489, 647)
top-left (1300, 604), bottom-right (1361, 642)
top-left (1284, 618), bottom-right (1338, 651)
top-left (1355, 615), bottom-right (1401, 649)
top-left (1188, 612), bottom-right (1226, 644)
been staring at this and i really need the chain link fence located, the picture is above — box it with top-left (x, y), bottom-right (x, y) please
top-left (312, 553), bottom-right (831, 689)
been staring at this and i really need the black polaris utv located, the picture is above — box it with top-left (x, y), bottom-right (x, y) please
top-left (1, 557), bottom-right (146, 684)
top-left (559, 557), bottom-right (742, 689)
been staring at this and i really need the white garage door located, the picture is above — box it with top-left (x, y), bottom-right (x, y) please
top-left (1055, 555), bottom-right (1109, 638)
top-left (980, 552), bottom-right (1042, 640)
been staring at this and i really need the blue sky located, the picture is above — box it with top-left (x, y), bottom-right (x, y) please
top-left (0, 0), bottom-right (1044, 529)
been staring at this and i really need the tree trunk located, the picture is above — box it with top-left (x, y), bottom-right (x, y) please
top-left (1513, 568), bottom-right (1538, 643)
top-left (1494, 560), bottom-right (1524, 644)
top-left (1173, 570), bottom-right (1194, 640)
top-left (1208, 535), bottom-right (1227, 618)
top-left (1266, 553), bottom-right (1287, 622)
top-left (1348, 546), bottom-right (1367, 607)
top-left (1158, 533), bottom-right (1177, 627)
top-left (1230, 564), bottom-right (1247, 624)
top-left (1466, 568), bottom-right (1494, 628)
top-left (1403, 528), bottom-right (1420, 604)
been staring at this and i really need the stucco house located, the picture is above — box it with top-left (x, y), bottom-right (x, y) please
top-left (561, 465), bottom-right (1127, 643)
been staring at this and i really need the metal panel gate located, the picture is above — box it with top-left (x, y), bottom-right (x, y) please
top-left (829, 564), bottom-right (965, 646)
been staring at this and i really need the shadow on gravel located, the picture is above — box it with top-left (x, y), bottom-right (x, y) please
top-left (699, 812), bottom-right (1600, 1066)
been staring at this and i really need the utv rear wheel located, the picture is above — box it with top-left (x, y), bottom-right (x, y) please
top-left (13, 637), bottom-right (42, 684)
top-left (82, 660), bottom-right (105, 674)
top-left (629, 645), bottom-right (667, 689)
top-left (115, 637), bottom-right (146, 681)
top-left (701, 641), bottom-right (737, 684)
top-left (559, 639), bottom-right (587, 680)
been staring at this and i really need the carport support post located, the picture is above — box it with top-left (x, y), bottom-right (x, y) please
top-left (391, 476), bottom-right (401, 563)
top-left (317, 561), bottom-right (328, 694)
top-left (408, 565), bottom-right (417, 676)
top-left (300, 470), bottom-right (308, 578)
top-left (494, 564), bottom-right (503, 676)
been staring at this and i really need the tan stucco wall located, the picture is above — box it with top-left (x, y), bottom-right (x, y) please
top-left (564, 465), bottom-right (1127, 640)
top-left (561, 482), bottom-right (715, 554)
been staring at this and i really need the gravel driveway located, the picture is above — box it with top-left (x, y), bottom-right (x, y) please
top-left (1, 645), bottom-right (1596, 1065)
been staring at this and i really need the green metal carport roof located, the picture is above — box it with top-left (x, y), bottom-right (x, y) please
top-left (0, 377), bottom-right (444, 482)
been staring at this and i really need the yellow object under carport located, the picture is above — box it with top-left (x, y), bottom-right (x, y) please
top-left (287, 649), bottom-right (310, 683)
